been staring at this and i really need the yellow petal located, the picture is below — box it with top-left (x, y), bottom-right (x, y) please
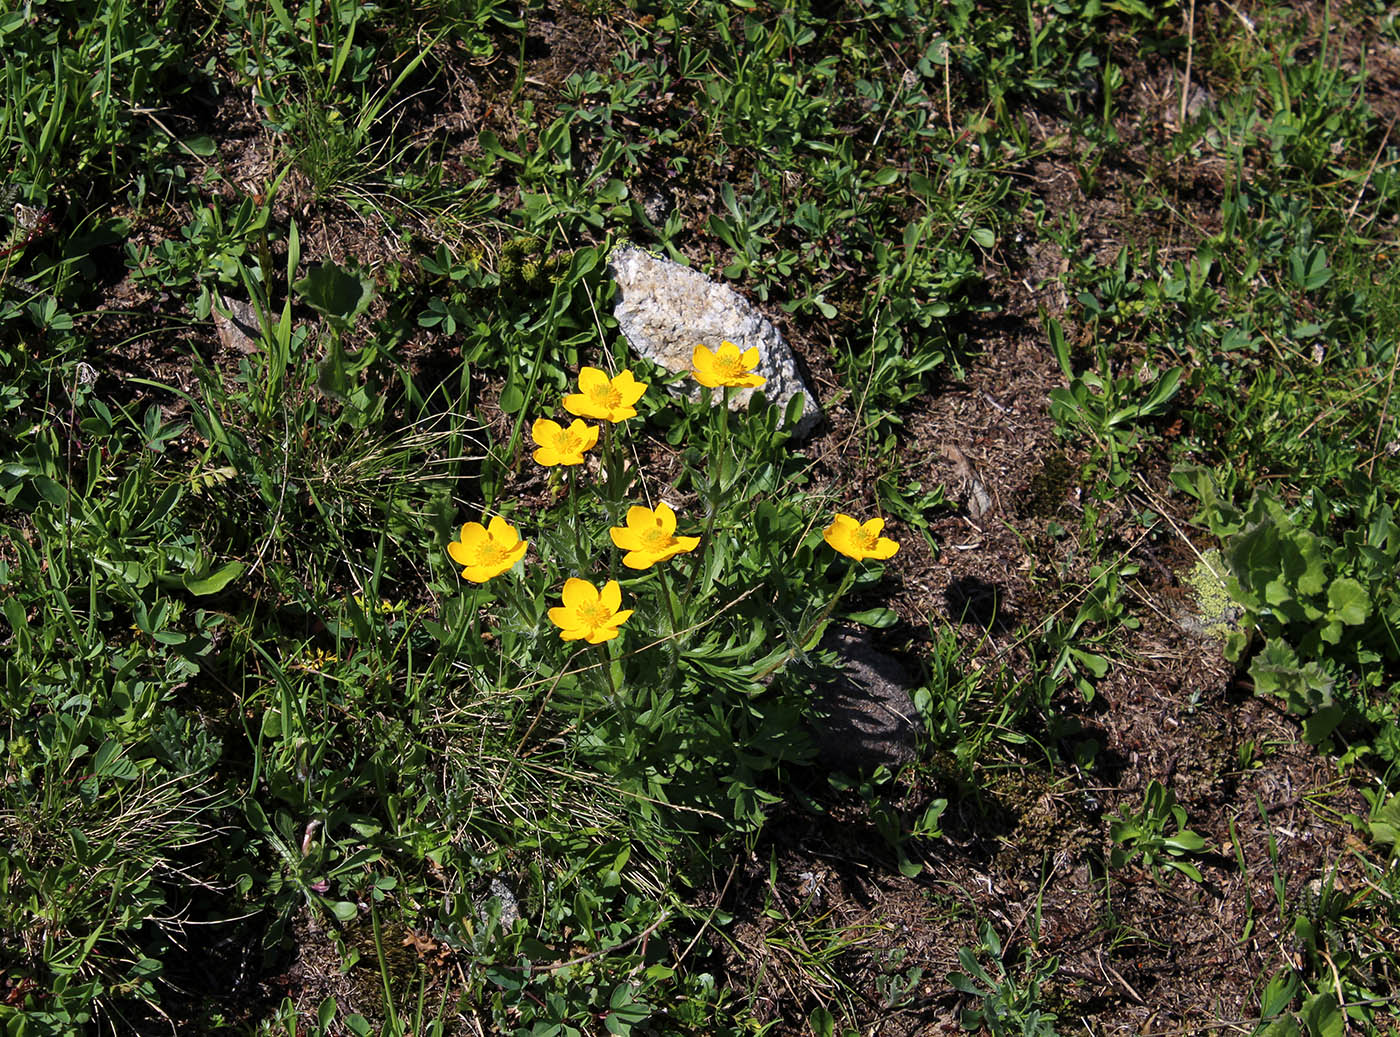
top-left (740, 346), bottom-right (760, 370)
top-left (561, 392), bottom-right (593, 419)
top-left (577, 366), bottom-right (610, 393)
top-left (610, 525), bottom-right (645, 552)
top-left (487, 515), bottom-right (517, 544)
top-left (457, 523), bottom-right (489, 557)
top-left (561, 578), bottom-right (596, 610)
top-left (447, 541), bottom-right (472, 567)
top-left (568, 420), bottom-right (599, 450)
top-left (464, 561), bottom-right (506, 583)
top-left (653, 502), bottom-right (676, 534)
top-left (616, 370), bottom-right (647, 405)
top-left (599, 580), bottom-right (622, 613)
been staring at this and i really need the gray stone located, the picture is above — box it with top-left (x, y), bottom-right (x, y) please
top-left (809, 626), bottom-right (919, 773)
top-left (213, 296), bottom-right (262, 355)
top-left (608, 243), bottom-right (822, 437)
top-left (477, 876), bottom-right (520, 931)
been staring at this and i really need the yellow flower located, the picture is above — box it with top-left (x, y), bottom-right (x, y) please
top-left (823, 513), bottom-right (899, 562)
top-left (563, 367), bottom-right (648, 423)
top-left (548, 578), bottom-right (633, 643)
top-left (448, 515), bottom-right (529, 582)
top-left (531, 418), bottom-right (599, 467)
top-left (691, 340), bottom-right (766, 389)
top-left (353, 594), bottom-right (404, 614)
top-left (609, 502), bottom-right (701, 570)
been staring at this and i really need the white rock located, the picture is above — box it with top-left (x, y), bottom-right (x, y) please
top-left (609, 243), bottom-right (822, 437)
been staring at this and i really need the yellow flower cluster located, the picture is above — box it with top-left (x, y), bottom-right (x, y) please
top-left (445, 348), bottom-right (899, 644)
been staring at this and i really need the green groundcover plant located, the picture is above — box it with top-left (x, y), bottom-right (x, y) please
top-left (1183, 470), bottom-right (1400, 760)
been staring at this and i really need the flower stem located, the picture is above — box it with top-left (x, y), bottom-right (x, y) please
top-left (681, 386), bottom-right (730, 610)
top-left (566, 466), bottom-right (585, 567)
top-left (602, 422), bottom-right (625, 513)
top-left (655, 563), bottom-right (682, 660)
top-left (600, 641), bottom-right (620, 701)
top-left (450, 584), bottom-right (481, 659)
top-left (801, 562), bottom-right (859, 651)
top-left (598, 640), bottom-right (631, 739)
top-left (752, 562), bottom-right (860, 683)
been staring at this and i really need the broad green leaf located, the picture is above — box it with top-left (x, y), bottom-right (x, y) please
top-left (184, 560), bottom-right (245, 596)
top-left (1301, 991), bottom-right (1342, 1037)
top-left (499, 371), bottom-right (526, 413)
top-left (1071, 648), bottom-right (1111, 678)
top-left (1326, 577), bottom-right (1369, 625)
top-left (327, 900), bottom-right (358, 922)
top-left (1258, 968), bottom-right (1299, 1017)
top-left (1167, 830), bottom-right (1207, 853)
top-left (845, 607), bottom-right (896, 628)
top-left (293, 262), bottom-right (374, 329)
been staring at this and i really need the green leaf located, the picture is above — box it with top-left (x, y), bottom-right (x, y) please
top-left (1326, 577), bottom-right (1369, 625)
top-left (183, 560), bottom-right (245, 596)
top-left (844, 607), bottom-right (896, 629)
top-left (948, 971), bottom-right (980, 995)
top-left (327, 900), bottom-right (359, 922)
top-left (184, 135), bottom-right (218, 156)
top-left (32, 474), bottom-right (67, 508)
top-left (1300, 991), bottom-right (1343, 1037)
top-left (499, 370), bottom-right (526, 413)
top-left (1166, 829), bottom-right (1207, 853)
top-left (1167, 859), bottom-right (1203, 882)
top-left (293, 262), bottom-right (375, 330)
top-left (93, 740), bottom-right (138, 780)
top-left (1071, 648), bottom-right (1111, 678)
top-left (1258, 968), bottom-right (1299, 1017)
top-left (1301, 704), bottom-right (1345, 747)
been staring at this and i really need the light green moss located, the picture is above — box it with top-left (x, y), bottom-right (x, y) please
top-left (1184, 549), bottom-right (1240, 640)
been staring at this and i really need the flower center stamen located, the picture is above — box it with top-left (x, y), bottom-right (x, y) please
top-left (476, 540), bottom-right (508, 563)
top-left (589, 383), bottom-right (622, 408)
top-left (642, 525), bottom-right (673, 549)
top-left (577, 602), bottom-right (612, 628)
top-left (717, 355), bottom-right (747, 376)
